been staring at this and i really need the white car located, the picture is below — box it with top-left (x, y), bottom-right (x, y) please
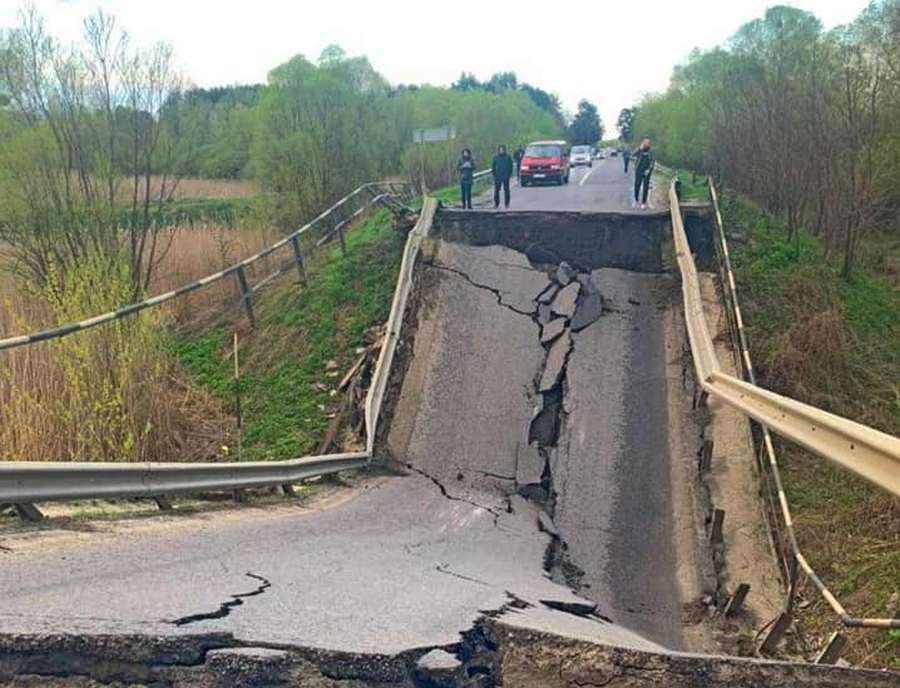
top-left (569, 145), bottom-right (593, 167)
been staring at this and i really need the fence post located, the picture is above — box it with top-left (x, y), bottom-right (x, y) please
top-left (290, 235), bottom-right (307, 286)
top-left (336, 221), bottom-right (347, 256)
top-left (815, 632), bottom-right (848, 665)
top-left (235, 266), bottom-right (255, 327)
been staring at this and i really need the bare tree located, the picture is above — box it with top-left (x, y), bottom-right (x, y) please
top-left (0, 7), bottom-right (188, 294)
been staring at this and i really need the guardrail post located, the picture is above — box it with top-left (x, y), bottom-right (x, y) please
top-left (153, 496), bottom-right (173, 512)
top-left (699, 439), bottom-right (714, 473)
top-left (758, 611), bottom-right (792, 656)
top-left (235, 266), bottom-right (255, 327)
top-left (724, 583), bottom-right (750, 617)
top-left (290, 235), bottom-right (307, 286)
top-left (336, 221), bottom-right (347, 255)
top-left (710, 508), bottom-right (725, 544)
top-left (281, 483), bottom-right (295, 497)
top-left (14, 503), bottom-right (44, 522)
top-left (815, 632), bottom-right (848, 665)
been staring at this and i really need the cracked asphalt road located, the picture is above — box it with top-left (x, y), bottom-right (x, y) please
top-left (0, 170), bottom-right (695, 662)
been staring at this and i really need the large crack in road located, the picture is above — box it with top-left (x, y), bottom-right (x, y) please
top-left (395, 229), bottom-right (699, 651)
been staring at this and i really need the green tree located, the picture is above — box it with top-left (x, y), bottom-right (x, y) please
top-left (568, 99), bottom-right (603, 145)
top-left (616, 107), bottom-right (636, 142)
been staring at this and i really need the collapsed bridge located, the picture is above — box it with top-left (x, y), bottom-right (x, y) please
top-left (1, 169), bottom-right (898, 686)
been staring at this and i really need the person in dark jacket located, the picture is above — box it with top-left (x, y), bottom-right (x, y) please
top-left (622, 145), bottom-right (630, 174)
top-left (632, 138), bottom-right (655, 209)
top-left (457, 148), bottom-right (476, 209)
top-left (513, 145), bottom-right (525, 181)
top-left (491, 144), bottom-right (514, 209)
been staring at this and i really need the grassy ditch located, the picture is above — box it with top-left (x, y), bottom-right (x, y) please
top-left (173, 209), bottom-right (406, 461)
top-left (720, 191), bottom-right (900, 668)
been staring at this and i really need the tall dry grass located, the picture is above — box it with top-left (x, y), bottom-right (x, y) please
top-left (0, 218), bottom-right (285, 463)
top-left (114, 176), bottom-right (261, 203)
top-left (148, 220), bottom-right (281, 327)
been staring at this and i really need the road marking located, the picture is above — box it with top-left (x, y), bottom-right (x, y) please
top-left (578, 167), bottom-right (595, 186)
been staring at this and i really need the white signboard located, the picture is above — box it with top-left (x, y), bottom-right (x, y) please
top-left (412, 126), bottom-right (456, 143)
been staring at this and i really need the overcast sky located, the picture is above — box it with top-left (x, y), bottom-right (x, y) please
top-left (1, 0), bottom-right (873, 132)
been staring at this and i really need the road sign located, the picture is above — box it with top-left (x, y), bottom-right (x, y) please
top-left (412, 126), bottom-right (456, 143)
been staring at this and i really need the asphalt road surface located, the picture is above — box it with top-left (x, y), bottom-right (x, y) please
top-left (0, 165), bottom-right (698, 660)
top-left (478, 155), bottom-right (661, 213)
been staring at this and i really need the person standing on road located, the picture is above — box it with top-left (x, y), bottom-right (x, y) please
top-left (491, 144), bottom-right (514, 209)
top-left (632, 138), bottom-right (655, 209)
top-left (457, 148), bottom-right (476, 210)
top-left (622, 144), bottom-right (630, 174)
top-left (513, 145), bottom-right (525, 182)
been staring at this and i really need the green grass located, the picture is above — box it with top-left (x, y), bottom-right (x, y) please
top-left (172, 209), bottom-right (406, 460)
top-left (721, 189), bottom-right (900, 668)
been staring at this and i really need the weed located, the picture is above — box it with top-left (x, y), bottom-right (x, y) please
top-left (173, 209), bottom-right (405, 461)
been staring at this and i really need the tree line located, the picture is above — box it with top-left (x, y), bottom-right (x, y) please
top-left (628, 1), bottom-right (900, 276)
top-left (0, 8), bottom-right (566, 294)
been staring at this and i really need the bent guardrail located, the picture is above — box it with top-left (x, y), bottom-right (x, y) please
top-left (0, 189), bottom-right (435, 508)
top-left (0, 181), bottom-right (413, 352)
top-left (669, 179), bottom-right (900, 642)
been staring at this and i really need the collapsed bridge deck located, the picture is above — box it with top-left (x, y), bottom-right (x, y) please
top-left (388, 208), bottom-right (711, 650)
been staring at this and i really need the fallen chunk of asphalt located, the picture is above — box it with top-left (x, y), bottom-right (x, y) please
top-left (539, 330), bottom-right (572, 392)
top-left (537, 303), bottom-right (552, 324)
top-left (540, 317), bottom-right (567, 345)
top-left (536, 282), bottom-right (559, 305)
top-left (570, 283), bottom-right (605, 332)
top-left (540, 599), bottom-right (611, 622)
top-left (538, 511), bottom-right (559, 538)
top-left (551, 282), bottom-right (580, 318)
top-left (516, 442), bottom-right (545, 487)
top-left (556, 261), bottom-right (577, 286)
top-left (415, 649), bottom-right (462, 687)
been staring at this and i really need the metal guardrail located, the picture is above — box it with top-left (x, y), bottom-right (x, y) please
top-left (0, 188), bottom-right (434, 507)
top-left (669, 180), bottom-right (900, 639)
top-left (0, 181), bottom-right (413, 352)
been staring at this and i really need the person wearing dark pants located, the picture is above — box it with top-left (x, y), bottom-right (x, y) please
top-left (491, 144), bottom-right (514, 209)
top-left (513, 146), bottom-right (525, 182)
top-left (457, 148), bottom-right (475, 210)
top-left (623, 146), bottom-right (630, 173)
top-left (632, 138), bottom-right (655, 209)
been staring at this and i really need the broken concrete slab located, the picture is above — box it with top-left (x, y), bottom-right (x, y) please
top-left (414, 649), bottom-right (462, 687)
top-left (551, 282), bottom-right (581, 318)
top-left (537, 303), bottom-right (552, 324)
top-left (556, 261), bottom-right (577, 286)
top-left (516, 443), bottom-right (545, 487)
top-left (538, 511), bottom-right (559, 538)
top-left (432, 241), bottom-right (551, 314)
top-left (540, 318), bottom-right (567, 345)
top-left (537, 283), bottom-right (559, 305)
top-left (539, 330), bottom-right (572, 392)
top-left (570, 280), bottom-right (605, 332)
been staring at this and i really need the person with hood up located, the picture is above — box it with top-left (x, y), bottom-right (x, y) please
top-left (491, 144), bottom-right (514, 209)
top-left (457, 148), bottom-right (476, 210)
top-left (632, 138), bottom-right (655, 209)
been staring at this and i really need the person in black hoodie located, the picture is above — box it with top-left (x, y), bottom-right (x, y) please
top-left (457, 148), bottom-right (476, 209)
top-left (632, 138), bottom-right (655, 209)
top-left (491, 144), bottom-right (514, 209)
top-left (513, 145), bottom-right (525, 181)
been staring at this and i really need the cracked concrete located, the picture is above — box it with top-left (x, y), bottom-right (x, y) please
top-left (169, 573), bottom-right (271, 626)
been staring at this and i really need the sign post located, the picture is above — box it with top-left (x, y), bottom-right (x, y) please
top-left (412, 126), bottom-right (456, 193)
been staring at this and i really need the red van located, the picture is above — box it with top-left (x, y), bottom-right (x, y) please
top-left (519, 140), bottom-right (570, 186)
